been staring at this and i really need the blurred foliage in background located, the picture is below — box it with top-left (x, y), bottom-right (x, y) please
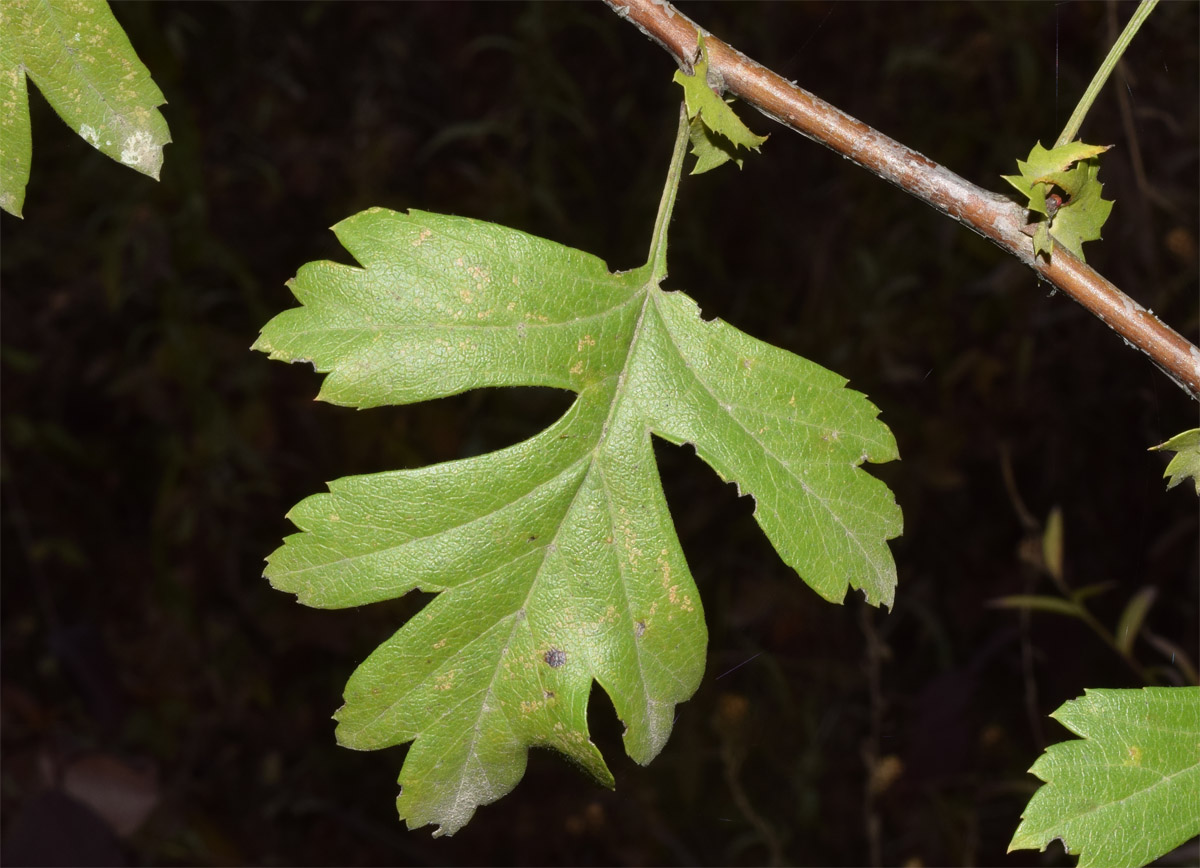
top-left (2, 3), bottom-right (1196, 865)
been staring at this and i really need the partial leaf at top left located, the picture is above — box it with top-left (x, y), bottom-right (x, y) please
top-left (0, 0), bottom-right (170, 218)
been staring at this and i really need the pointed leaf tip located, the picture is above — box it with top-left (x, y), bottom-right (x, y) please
top-left (0, 0), bottom-right (170, 213)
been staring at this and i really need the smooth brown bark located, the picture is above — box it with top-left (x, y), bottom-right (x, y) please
top-left (606, 0), bottom-right (1200, 400)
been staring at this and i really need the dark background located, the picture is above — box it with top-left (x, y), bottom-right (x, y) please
top-left (2, 2), bottom-right (1197, 865)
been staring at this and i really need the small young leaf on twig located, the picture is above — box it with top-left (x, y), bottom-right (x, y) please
top-left (1149, 428), bottom-right (1200, 495)
top-left (672, 34), bottom-right (766, 174)
top-left (1002, 141), bottom-right (1113, 262)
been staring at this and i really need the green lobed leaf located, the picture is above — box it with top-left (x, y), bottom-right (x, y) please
top-left (672, 34), bottom-right (766, 174)
top-left (1149, 428), bottom-right (1200, 495)
top-left (255, 205), bottom-right (901, 835)
top-left (1001, 140), bottom-right (1113, 261)
top-left (686, 114), bottom-right (745, 175)
top-left (1002, 141), bottom-right (1110, 205)
top-left (1009, 687), bottom-right (1200, 867)
top-left (0, 0), bottom-right (169, 217)
top-left (1034, 160), bottom-right (1114, 262)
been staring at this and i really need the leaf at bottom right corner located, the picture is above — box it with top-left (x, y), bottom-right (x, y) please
top-left (1009, 686), bottom-right (1200, 868)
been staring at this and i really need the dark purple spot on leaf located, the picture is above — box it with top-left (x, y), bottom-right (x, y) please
top-left (635, 620), bottom-right (646, 639)
top-left (544, 648), bottom-right (566, 668)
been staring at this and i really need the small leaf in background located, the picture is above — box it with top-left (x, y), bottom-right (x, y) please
top-left (255, 206), bottom-right (900, 835)
top-left (1041, 505), bottom-right (1064, 582)
top-left (1149, 428), bottom-right (1200, 495)
top-left (673, 34), bottom-right (766, 174)
top-left (989, 594), bottom-right (1083, 619)
top-left (1070, 580), bottom-right (1116, 603)
top-left (0, 0), bottom-right (170, 217)
top-left (1114, 586), bottom-right (1156, 657)
top-left (1009, 687), bottom-right (1200, 868)
top-left (1002, 141), bottom-right (1113, 261)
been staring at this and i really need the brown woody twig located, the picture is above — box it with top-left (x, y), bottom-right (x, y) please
top-left (606, 0), bottom-right (1200, 401)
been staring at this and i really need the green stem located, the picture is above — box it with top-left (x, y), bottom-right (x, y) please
top-left (647, 103), bottom-right (691, 282)
top-left (1055, 0), bottom-right (1159, 147)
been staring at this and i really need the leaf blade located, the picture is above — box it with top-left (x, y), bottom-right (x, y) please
top-left (257, 206), bottom-right (900, 834)
top-left (0, 0), bottom-right (170, 216)
top-left (0, 52), bottom-right (31, 216)
top-left (1002, 140), bottom-right (1114, 260)
top-left (646, 290), bottom-right (901, 606)
top-left (1149, 428), bottom-right (1200, 495)
top-left (1009, 687), bottom-right (1200, 867)
top-left (253, 208), bottom-right (648, 408)
top-left (672, 34), bottom-right (766, 173)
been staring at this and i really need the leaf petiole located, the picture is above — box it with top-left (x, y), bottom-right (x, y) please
top-left (646, 103), bottom-right (692, 283)
top-left (1054, 0), bottom-right (1159, 147)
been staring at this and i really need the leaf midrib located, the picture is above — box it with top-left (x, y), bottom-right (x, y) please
top-left (387, 280), bottom-right (664, 777)
top-left (24, 0), bottom-right (146, 137)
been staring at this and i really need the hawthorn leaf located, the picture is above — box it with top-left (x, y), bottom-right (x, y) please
top-left (1009, 687), bottom-right (1200, 867)
top-left (673, 34), bottom-right (766, 174)
top-left (687, 114), bottom-right (745, 175)
top-left (1033, 161), bottom-right (1114, 262)
top-left (0, 0), bottom-right (169, 217)
top-left (1149, 428), bottom-right (1200, 495)
top-left (255, 203), bottom-right (900, 835)
top-left (1002, 141), bottom-right (1113, 261)
top-left (1002, 141), bottom-right (1110, 207)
